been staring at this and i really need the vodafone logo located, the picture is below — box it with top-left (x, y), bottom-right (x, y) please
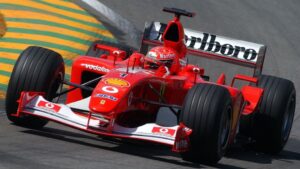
top-left (80, 63), bottom-right (109, 73)
top-left (102, 86), bottom-right (119, 94)
top-left (37, 100), bottom-right (61, 113)
top-left (152, 127), bottom-right (175, 137)
top-left (159, 128), bottom-right (169, 133)
top-left (45, 103), bottom-right (55, 109)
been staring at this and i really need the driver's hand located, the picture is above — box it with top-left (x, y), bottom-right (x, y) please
top-left (155, 65), bottom-right (170, 77)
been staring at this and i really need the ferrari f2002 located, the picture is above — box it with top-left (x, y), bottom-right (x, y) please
top-left (5, 8), bottom-right (296, 164)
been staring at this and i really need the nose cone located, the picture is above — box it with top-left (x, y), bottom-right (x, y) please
top-left (89, 68), bottom-right (154, 116)
top-left (89, 78), bottom-right (130, 116)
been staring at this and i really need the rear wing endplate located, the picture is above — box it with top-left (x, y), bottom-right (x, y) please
top-left (140, 22), bottom-right (267, 77)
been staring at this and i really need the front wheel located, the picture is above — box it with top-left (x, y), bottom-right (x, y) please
top-left (5, 46), bottom-right (65, 129)
top-left (180, 83), bottom-right (232, 164)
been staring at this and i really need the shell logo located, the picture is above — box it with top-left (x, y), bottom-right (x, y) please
top-left (103, 78), bottom-right (130, 87)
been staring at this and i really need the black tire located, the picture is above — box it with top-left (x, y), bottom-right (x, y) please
top-left (240, 75), bottom-right (296, 153)
top-left (86, 40), bottom-right (135, 59)
top-left (5, 46), bottom-right (65, 129)
top-left (180, 83), bottom-right (232, 164)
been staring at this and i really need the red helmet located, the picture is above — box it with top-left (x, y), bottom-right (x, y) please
top-left (144, 46), bottom-right (178, 69)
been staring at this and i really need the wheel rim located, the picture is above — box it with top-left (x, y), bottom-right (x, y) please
top-left (220, 106), bottom-right (232, 148)
top-left (282, 94), bottom-right (295, 141)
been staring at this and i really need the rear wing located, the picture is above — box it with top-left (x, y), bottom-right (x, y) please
top-left (140, 22), bottom-right (267, 77)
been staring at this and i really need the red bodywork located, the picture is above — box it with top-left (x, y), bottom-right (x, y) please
top-left (67, 14), bottom-right (262, 143)
top-left (15, 11), bottom-right (264, 151)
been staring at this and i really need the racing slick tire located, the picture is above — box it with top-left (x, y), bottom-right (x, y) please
top-left (240, 75), bottom-right (296, 154)
top-left (86, 40), bottom-right (135, 59)
top-left (180, 83), bottom-right (232, 164)
top-left (5, 46), bottom-right (65, 129)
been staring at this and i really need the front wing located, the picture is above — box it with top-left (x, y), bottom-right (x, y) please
top-left (14, 92), bottom-right (191, 152)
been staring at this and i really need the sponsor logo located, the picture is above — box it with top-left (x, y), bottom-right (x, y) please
top-left (152, 127), bottom-right (175, 137)
top-left (95, 94), bottom-right (118, 101)
top-left (117, 67), bottom-right (147, 74)
top-left (160, 53), bottom-right (175, 59)
top-left (151, 22), bottom-right (259, 62)
top-left (80, 63), bottom-right (109, 73)
top-left (103, 78), bottom-right (130, 87)
top-left (100, 100), bottom-right (106, 105)
top-left (185, 33), bottom-right (258, 62)
top-left (102, 86), bottom-right (119, 94)
top-left (37, 100), bottom-right (61, 113)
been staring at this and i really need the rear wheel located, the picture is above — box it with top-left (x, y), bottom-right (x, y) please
top-left (5, 46), bottom-right (65, 129)
top-left (240, 75), bottom-right (296, 153)
top-left (86, 40), bottom-right (135, 59)
top-left (180, 84), bottom-right (232, 164)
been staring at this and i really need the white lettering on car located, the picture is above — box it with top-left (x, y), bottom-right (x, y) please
top-left (80, 63), bottom-right (109, 73)
top-left (95, 93), bottom-right (118, 101)
top-left (151, 22), bottom-right (261, 63)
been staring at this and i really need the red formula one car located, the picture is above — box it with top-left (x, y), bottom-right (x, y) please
top-left (5, 8), bottom-right (296, 164)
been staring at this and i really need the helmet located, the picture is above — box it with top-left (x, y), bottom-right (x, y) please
top-left (144, 46), bottom-right (177, 69)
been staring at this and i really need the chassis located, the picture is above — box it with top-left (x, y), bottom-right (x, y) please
top-left (5, 8), bottom-right (296, 164)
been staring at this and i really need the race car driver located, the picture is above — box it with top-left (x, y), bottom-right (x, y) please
top-left (144, 46), bottom-right (181, 77)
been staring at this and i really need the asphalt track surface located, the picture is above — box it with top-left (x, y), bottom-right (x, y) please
top-left (1, 0), bottom-right (300, 168)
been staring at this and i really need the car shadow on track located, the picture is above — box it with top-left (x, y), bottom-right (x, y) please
top-left (226, 138), bottom-right (300, 164)
top-left (21, 127), bottom-right (299, 169)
